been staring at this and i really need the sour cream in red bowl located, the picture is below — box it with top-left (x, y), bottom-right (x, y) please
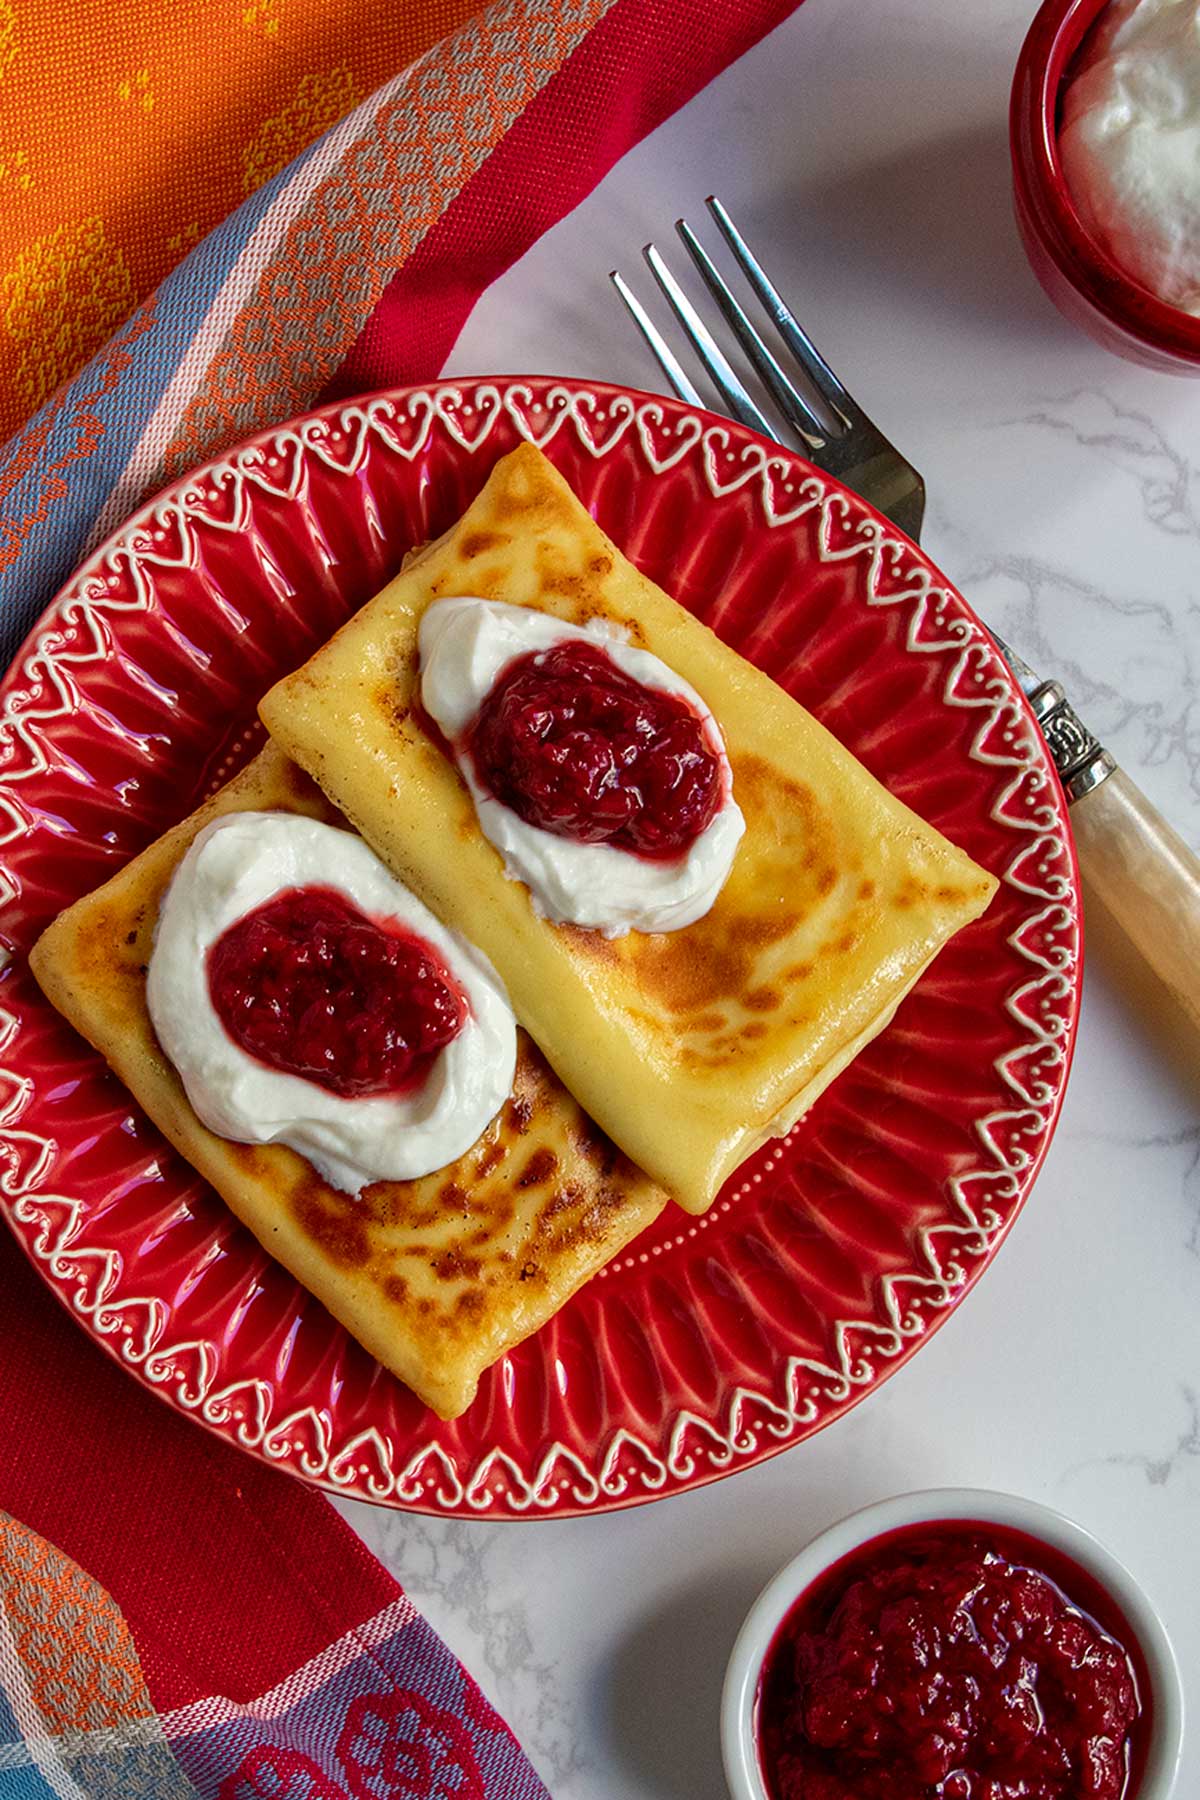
top-left (1012, 0), bottom-right (1200, 370)
top-left (722, 1490), bottom-right (1183, 1800)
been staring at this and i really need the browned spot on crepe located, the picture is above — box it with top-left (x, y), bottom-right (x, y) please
top-left (26, 742), bottom-right (667, 1419)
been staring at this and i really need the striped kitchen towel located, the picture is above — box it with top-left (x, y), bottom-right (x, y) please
top-left (0, 0), bottom-right (799, 670)
top-left (0, 1240), bottom-right (551, 1800)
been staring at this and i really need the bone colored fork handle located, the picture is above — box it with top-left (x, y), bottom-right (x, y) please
top-left (1069, 769), bottom-right (1200, 1033)
top-left (1024, 674), bottom-right (1200, 1034)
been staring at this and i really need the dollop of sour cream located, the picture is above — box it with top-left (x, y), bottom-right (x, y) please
top-left (146, 812), bottom-right (517, 1195)
top-left (1061, 0), bottom-right (1200, 312)
top-left (418, 597), bottom-right (746, 936)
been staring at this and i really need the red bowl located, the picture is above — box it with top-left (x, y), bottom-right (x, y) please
top-left (1011, 0), bottom-right (1200, 371)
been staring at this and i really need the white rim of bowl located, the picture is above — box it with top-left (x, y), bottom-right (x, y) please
top-left (720, 1487), bottom-right (1184, 1800)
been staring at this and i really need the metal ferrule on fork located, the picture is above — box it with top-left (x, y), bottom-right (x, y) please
top-left (1026, 681), bottom-right (1116, 802)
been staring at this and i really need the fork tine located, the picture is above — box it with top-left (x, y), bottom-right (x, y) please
top-left (706, 195), bottom-right (852, 430)
top-left (675, 217), bottom-right (826, 452)
top-left (642, 243), bottom-right (780, 444)
top-left (609, 271), bottom-right (705, 409)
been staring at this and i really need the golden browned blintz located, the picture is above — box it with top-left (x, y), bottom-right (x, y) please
top-left (28, 743), bottom-right (666, 1419)
top-left (260, 443), bottom-right (999, 1215)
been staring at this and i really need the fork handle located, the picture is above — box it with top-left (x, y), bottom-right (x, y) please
top-left (1070, 767), bottom-right (1200, 1033)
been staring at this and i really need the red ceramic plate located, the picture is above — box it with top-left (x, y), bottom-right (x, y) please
top-left (0, 379), bottom-right (1080, 1516)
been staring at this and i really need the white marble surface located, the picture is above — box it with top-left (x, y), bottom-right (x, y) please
top-left (336, 0), bottom-right (1200, 1791)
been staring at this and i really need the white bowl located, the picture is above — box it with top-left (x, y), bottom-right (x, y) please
top-left (721, 1488), bottom-right (1184, 1800)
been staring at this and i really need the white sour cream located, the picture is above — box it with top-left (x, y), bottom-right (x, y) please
top-left (1061, 0), bottom-right (1200, 312)
top-left (418, 597), bottom-right (745, 936)
top-left (146, 811), bottom-right (517, 1195)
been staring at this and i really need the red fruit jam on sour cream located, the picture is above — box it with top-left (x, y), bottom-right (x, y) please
top-left (756, 1520), bottom-right (1148, 1800)
top-left (466, 639), bottom-right (723, 859)
top-left (207, 885), bottom-right (467, 1099)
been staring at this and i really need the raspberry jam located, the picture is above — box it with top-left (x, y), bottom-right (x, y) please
top-left (207, 885), bottom-right (467, 1099)
top-left (466, 639), bottom-right (723, 859)
top-left (756, 1520), bottom-right (1148, 1800)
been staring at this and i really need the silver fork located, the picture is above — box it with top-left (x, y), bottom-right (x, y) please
top-left (611, 198), bottom-right (1200, 1031)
